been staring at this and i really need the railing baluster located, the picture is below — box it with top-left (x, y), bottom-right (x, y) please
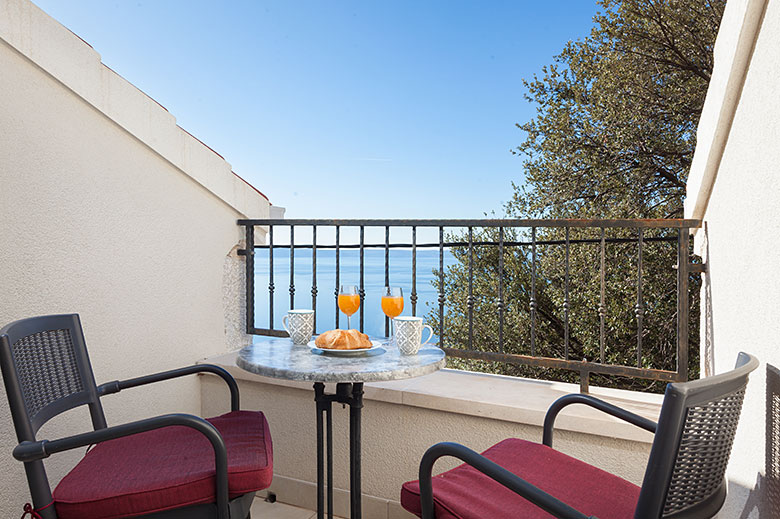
top-left (289, 225), bottom-right (295, 309)
top-left (468, 226), bottom-right (474, 350)
top-left (677, 229), bottom-right (690, 381)
top-left (268, 225), bottom-right (274, 331)
top-left (312, 225), bottom-right (318, 333)
top-left (564, 227), bottom-right (570, 360)
top-left (599, 228), bottom-right (606, 364)
top-left (335, 225), bottom-right (340, 329)
top-left (411, 226), bottom-right (418, 317)
top-left (438, 226), bottom-right (444, 346)
top-left (636, 228), bottom-right (644, 368)
top-left (359, 225), bottom-right (365, 332)
top-left (580, 370), bottom-right (590, 394)
top-left (385, 225), bottom-right (390, 337)
top-left (530, 227), bottom-right (537, 357)
top-left (499, 226), bottom-right (505, 354)
top-left (245, 224), bottom-right (255, 334)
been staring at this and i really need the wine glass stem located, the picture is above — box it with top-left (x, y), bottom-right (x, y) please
top-left (347, 314), bottom-right (351, 329)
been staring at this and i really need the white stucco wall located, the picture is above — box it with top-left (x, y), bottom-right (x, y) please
top-left (686, 0), bottom-right (778, 516)
top-left (0, 0), bottom-right (271, 514)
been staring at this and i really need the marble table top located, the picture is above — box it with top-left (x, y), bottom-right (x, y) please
top-left (236, 336), bottom-right (446, 383)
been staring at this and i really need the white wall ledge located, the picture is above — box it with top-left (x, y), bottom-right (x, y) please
top-left (202, 351), bottom-right (663, 444)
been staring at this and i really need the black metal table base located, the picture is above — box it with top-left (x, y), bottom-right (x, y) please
top-left (314, 382), bottom-right (364, 519)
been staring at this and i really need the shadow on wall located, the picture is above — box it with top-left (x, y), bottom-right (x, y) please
top-left (223, 243), bottom-right (251, 352)
top-left (699, 225), bottom-right (777, 517)
top-left (735, 364), bottom-right (780, 518)
top-left (735, 474), bottom-right (764, 519)
top-left (701, 223), bottom-right (716, 378)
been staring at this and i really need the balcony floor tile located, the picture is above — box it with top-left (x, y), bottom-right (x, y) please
top-left (250, 497), bottom-right (345, 519)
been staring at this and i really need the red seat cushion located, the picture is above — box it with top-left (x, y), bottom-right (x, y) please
top-left (401, 439), bottom-right (639, 519)
top-left (53, 411), bottom-right (273, 519)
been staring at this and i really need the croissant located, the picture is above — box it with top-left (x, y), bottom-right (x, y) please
top-left (315, 329), bottom-right (372, 350)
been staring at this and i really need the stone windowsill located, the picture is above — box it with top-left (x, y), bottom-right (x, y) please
top-left (200, 351), bottom-right (663, 444)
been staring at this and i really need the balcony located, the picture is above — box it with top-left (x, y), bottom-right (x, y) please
top-left (189, 217), bottom-right (699, 517)
top-left (1, 0), bottom-right (777, 517)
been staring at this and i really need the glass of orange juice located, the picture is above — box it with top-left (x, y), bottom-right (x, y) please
top-left (338, 285), bottom-right (360, 329)
top-left (381, 286), bottom-right (404, 340)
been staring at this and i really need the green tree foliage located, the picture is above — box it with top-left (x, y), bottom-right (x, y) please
top-left (510, 0), bottom-right (722, 219)
top-left (431, 0), bottom-right (719, 390)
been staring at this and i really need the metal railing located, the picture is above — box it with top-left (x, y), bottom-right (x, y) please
top-left (238, 218), bottom-right (702, 391)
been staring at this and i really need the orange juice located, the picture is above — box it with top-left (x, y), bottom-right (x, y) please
top-left (338, 294), bottom-right (361, 316)
top-left (381, 296), bottom-right (404, 319)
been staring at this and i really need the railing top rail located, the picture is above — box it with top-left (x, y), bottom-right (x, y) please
top-left (238, 218), bottom-right (702, 229)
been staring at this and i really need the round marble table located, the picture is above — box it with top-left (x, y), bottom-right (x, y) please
top-left (236, 336), bottom-right (446, 519)
top-left (236, 336), bottom-right (446, 383)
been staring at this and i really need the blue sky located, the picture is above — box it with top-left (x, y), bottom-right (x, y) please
top-left (34, 0), bottom-right (599, 220)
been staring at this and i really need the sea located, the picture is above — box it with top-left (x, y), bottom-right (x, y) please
top-left (254, 248), bottom-right (456, 339)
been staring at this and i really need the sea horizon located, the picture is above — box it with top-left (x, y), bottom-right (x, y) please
top-left (254, 248), bottom-right (456, 339)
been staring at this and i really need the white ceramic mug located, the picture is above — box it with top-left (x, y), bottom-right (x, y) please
top-left (283, 309), bottom-right (315, 345)
top-left (393, 316), bottom-right (433, 355)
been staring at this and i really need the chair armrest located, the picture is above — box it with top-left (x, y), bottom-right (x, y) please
top-left (419, 442), bottom-right (595, 519)
top-left (543, 394), bottom-right (657, 448)
top-left (97, 364), bottom-right (240, 411)
top-left (13, 413), bottom-right (230, 519)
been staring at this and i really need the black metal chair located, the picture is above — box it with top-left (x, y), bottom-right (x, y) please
top-left (1, 314), bottom-right (273, 519)
top-left (401, 352), bottom-right (758, 519)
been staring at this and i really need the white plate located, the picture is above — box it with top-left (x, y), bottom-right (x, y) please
top-left (307, 340), bottom-right (385, 356)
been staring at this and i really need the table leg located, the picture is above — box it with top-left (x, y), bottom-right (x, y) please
top-left (315, 383), bottom-right (325, 519)
top-left (327, 397), bottom-right (333, 519)
top-left (315, 382), bottom-right (364, 519)
top-left (349, 383), bottom-right (364, 519)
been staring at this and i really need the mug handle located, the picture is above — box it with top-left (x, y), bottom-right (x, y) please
top-left (421, 325), bottom-right (434, 346)
top-left (282, 315), bottom-right (290, 335)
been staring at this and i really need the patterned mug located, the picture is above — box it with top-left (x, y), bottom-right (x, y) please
top-left (393, 316), bottom-right (434, 355)
top-left (283, 309), bottom-right (315, 345)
